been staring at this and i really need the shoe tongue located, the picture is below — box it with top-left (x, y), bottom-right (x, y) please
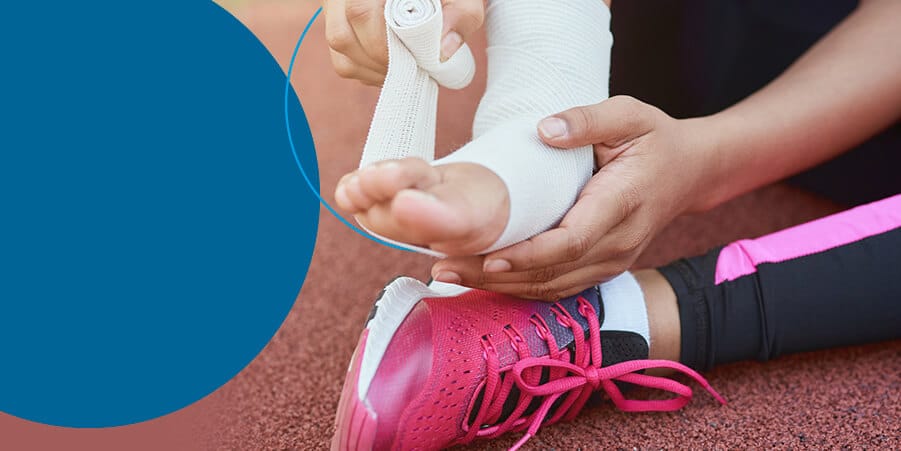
top-left (537, 287), bottom-right (603, 351)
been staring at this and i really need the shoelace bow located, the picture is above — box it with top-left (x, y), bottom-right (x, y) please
top-left (461, 295), bottom-right (726, 450)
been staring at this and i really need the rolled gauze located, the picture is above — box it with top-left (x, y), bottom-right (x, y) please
top-left (359, 0), bottom-right (475, 169)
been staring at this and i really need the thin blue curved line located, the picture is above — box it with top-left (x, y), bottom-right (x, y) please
top-left (285, 6), bottom-right (411, 252)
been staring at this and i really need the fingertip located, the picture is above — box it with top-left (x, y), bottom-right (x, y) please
top-left (440, 30), bottom-right (463, 62)
top-left (434, 271), bottom-right (462, 284)
top-left (433, 255), bottom-right (483, 282)
top-left (537, 117), bottom-right (569, 144)
top-left (430, 261), bottom-right (444, 279)
top-left (360, 70), bottom-right (386, 87)
top-left (361, 78), bottom-right (383, 88)
top-left (442, 0), bottom-right (484, 40)
top-left (482, 259), bottom-right (512, 273)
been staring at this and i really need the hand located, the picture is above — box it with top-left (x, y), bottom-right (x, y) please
top-left (324, 0), bottom-right (485, 86)
top-left (431, 96), bottom-right (719, 300)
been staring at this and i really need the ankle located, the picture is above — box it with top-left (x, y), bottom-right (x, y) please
top-left (633, 269), bottom-right (681, 363)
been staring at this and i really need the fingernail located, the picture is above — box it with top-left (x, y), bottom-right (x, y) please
top-left (538, 117), bottom-right (568, 139)
top-left (435, 271), bottom-right (462, 284)
top-left (440, 31), bottom-right (462, 62)
top-left (483, 259), bottom-right (512, 273)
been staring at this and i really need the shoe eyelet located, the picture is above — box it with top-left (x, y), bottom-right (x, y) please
top-left (554, 312), bottom-right (569, 328)
top-left (578, 304), bottom-right (591, 318)
top-left (530, 315), bottom-right (549, 341)
top-left (480, 334), bottom-right (496, 357)
top-left (503, 324), bottom-right (525, 353)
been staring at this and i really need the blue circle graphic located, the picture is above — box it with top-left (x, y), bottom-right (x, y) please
top-left (286, 6), bottom-right (412, 253)
top-left (0, 1), bottom-right (319, 427)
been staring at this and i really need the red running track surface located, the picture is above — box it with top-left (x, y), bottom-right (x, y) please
top-left (2, 2), bottom-right (897, 449)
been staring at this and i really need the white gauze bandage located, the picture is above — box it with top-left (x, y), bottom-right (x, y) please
top-left (359, 0), bottom-right (476, 168)
top-left (360, 0), bottom-right (612, 256)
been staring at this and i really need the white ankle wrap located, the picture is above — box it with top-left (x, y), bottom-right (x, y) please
top-left (360, 0), bottom-right (612, 256)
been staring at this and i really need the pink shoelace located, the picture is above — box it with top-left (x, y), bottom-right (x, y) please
top-left (460, 295), bottom-right (726, 450)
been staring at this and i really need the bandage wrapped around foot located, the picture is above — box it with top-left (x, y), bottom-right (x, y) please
top-left (360, 0), bottom-right (612, 255)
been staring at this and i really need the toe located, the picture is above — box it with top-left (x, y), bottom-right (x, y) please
top-left (358, 158), bottom-right (440, 204)
top-left (391, 188), bottom-right (471, 247)
top-left (356, 203), bottom-right (427, 247)
top-left (335, 184), bottom-right (354, 211)
top-left (334, 172), bottom-right (357, 211)
top-left (392, 163), bottom-right (509, 255)
top-left (343, 174), bottom-right (377, 212)
top-left (349, 161), bottom-right (510, 256)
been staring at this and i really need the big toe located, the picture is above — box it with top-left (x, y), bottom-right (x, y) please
top-left (390, 189), bottom-right (470, 243)
top-left (390, 163), bottom-right (510, 255)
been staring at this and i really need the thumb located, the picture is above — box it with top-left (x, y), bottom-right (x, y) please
top-left (537, 95), bottom-right (658, 149)
top-left (441, 0), bottom-right (485, 61)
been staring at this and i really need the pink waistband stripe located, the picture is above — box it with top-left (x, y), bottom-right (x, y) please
top-left (715, 194), bottom-right (901, 284)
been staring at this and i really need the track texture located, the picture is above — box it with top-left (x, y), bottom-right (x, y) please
top-left (2, 2), bottom-right (897, 449)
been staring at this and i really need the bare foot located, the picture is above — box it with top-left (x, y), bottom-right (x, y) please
top-left (334, 157), bottom-right (510, 256)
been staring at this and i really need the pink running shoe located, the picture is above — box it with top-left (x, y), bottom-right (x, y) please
top-left (332, 277), bottom-right (724, 450)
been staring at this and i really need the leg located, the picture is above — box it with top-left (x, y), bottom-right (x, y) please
top-left (634, 269), bottom-right (681, 362)
top-left (597, 193), bottom-right (901, 375)
top-left (657, 194), bottom-right (901, 371)
top-left (336, 0), bottom-right (612, 256)
top-left (333, 194), bottom-right (901, 449)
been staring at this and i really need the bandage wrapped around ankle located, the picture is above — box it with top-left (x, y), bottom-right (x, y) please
top-left (360, 0), bottom-right (612, 256)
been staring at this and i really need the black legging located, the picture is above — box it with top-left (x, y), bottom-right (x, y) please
top-left (657, 195), bottom-right (901, 371)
